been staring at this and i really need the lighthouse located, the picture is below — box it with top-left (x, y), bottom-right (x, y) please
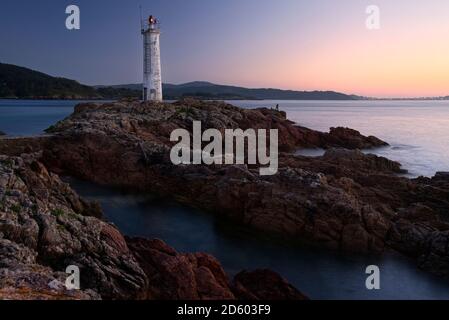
top-left (142, 15), bottom-right (163, 102)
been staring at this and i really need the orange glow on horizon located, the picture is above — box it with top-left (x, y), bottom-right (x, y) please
top-left (198, 3), bottom-right (449, 99)
top-left (228, 28), bottom-right (449, 98)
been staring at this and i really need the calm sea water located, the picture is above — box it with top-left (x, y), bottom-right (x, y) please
top-left (0, 100), bottom-right (79, 136)
top-left (2, 99), bottom-right (449, 299)
top-left (68, 178), bottom-right (449, 300)
top-left (2, 99), bottom-right (448, 177)
top-left (231, 100), bottom-right (449, 178)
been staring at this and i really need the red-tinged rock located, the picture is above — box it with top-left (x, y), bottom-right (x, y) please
top-left (100, 224), bottom-right (130, 255)
top-left (0, 156), bottom-right (148, 300)
top-left (2, 99), bottom-right (449, 280)
top-left (126, 237), bottom-right (236, 300)
top-left (341, 224), bottom-right (371, 252)
top-left (232, 270), bottom-right (309, 300)
top-left (326, 127), bottom-right (388, 149)
top-left (127, 237), bottom-right (308, 301)
top-left (0, 154), bottom-right (319, 300)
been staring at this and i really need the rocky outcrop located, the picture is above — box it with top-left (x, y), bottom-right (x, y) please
top-left (387, 172), bottom-right (449, 278)
top-left (432, 172), bottom-right (449, 182)
top-left (48, 98), bottom-right (388, 152)
top-left (0, 238), bottom-right (100, 300)
top-left (24, 99), bottom-right (446, 278)
top-left (292, 126), bottom-right (389, 151)
top-left (127, 237), bottom-right (235, 300)
top-left (1, 98), bottom-right (449, 282)
top-left (127, 238), bottom-right (309, 300)
top-left (321, 149), bottom-right (404, 173)
top-left (0, 136), bottom-right (48, 157)
top-left (326, 127), bottom-right (388, 149)
top-left (0, 155), bottom-right (147, 299)
top-left (0, 155), bottom-right (304, 300)
top-left (36, 100), bottom-right (395, 254)
top-left (232, 270), bottom-right (309, 300)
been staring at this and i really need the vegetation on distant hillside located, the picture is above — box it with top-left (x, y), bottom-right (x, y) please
top-left (0, 62), bottom-right (361, 100)
top-left (0, 63), bottom-right (101, 99)
top-left (113, 82), bottom-right (361, 100)
top-left (95, 86), bottom-right (141, 99)
top-left (163, 83), bottom-right (358, 100)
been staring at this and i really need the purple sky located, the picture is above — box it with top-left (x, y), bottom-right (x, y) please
top-left (1, 0), bottom-right (449, 97)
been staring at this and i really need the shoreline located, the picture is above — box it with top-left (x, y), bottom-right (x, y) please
top-left (66, 176), bottom-right (449, 300)
top-left (5, 97), bottom-right (449, 102)
top-left (1, 98), bottom-right (449, 299)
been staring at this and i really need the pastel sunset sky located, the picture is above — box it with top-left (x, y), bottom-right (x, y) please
top-left (1, 0), bottom-right (449, 98)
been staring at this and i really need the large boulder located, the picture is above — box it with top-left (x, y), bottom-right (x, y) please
top-left (0, 155), bottom-right (147, 299)
top-left (321, 148), bottom-right (405, 174)
top-left (126, 238), bottom-right (235, 300)
top-left (326, 127), bottom-right (388, 149)
top-left (127, 238), bottom-right (308, 300)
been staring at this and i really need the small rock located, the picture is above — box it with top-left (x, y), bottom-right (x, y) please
top-left (433, 172), bottom-right (449, 181)
top-left (232, 270), bottom-right (309, 300)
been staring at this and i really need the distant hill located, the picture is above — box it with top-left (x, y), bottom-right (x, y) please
top-left (0, 63), bottom-right (100, 99)
top-left (102, 82), bottom-right (362, 100)
top-left (0, 62), bottom-right (362, 100)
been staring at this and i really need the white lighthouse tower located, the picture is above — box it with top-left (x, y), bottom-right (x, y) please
top-left (142, 15), bottom-right (163, 101)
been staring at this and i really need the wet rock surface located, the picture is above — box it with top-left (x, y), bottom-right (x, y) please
top-left (0, 154), bottom-right (303, 300)
top-left (326, 127), bottom-right (388, 150)
top-left (1, 98), bottom-right (449, 299)
top-left (0, 155), bottom-right (146, 299)
top-left (126, 237), bottom-right (236, 300)
top-left (232, 270), bottom-right (309, 300)
top-left (126, 237), bottom-right (310, 300)
top-left (32, 99), bottom-right (448, 277)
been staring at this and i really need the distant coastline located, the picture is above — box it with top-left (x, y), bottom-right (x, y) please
top-left (3, 62), bottom-right (449, 101)
top-left (0, 62), bottom-right (359, 101)
top-left (3, 96), bottom-right (449, 102)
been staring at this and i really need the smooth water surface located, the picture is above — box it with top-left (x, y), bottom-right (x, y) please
top-left (0, 100), bottom-right (81, 136)
top-left (3, 99), bottom-right (449, 299)
top-left (69, 178), bottom-right (449, 300)
top-left (231, 100), bottom-right (449, 177)
top-left (2, 99), bottom-right (448, 177)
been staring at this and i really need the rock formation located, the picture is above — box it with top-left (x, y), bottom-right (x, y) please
top-left (0, 98), bottom-right (448, 299)
top-left (0, 154), bottom-right (307, 300)
top-left (40, 99), bottom-right (449, 277)
top-left (0, 155), bottom-right (145, 299)
top-left (127, 237), bottom-right (308, 300)
top-left (232, 270), bottom-right (309, 300)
